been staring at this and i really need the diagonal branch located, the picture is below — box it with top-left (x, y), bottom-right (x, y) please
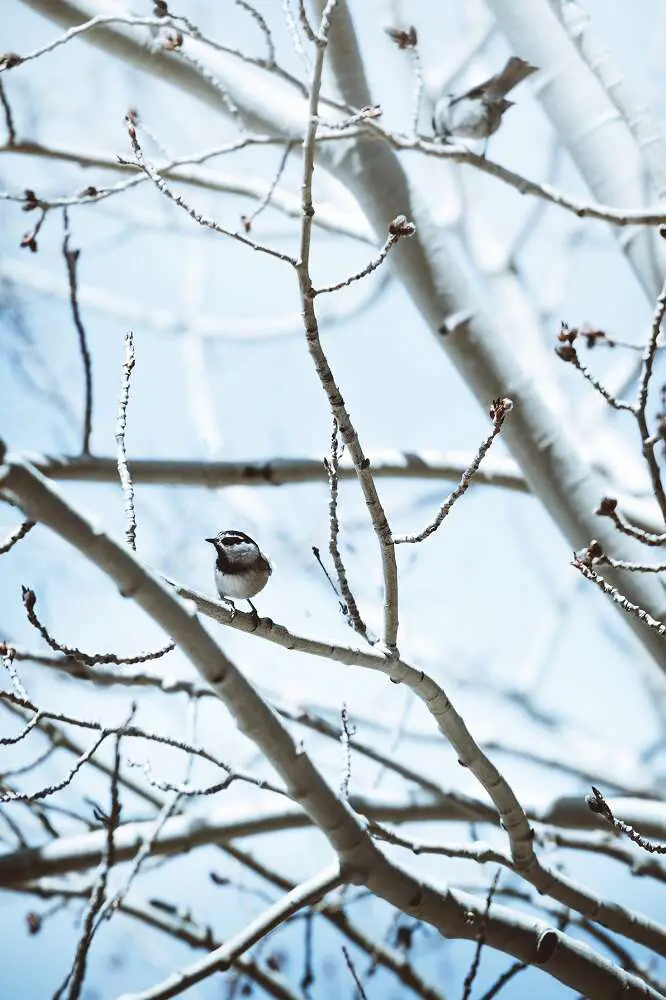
top-left (118, 865), bottom-right (342, 1000)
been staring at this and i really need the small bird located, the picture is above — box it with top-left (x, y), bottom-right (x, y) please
top-left (433, 56), bottom-right (538, 145)
top-left (205, 530), bottom-right (272, 617)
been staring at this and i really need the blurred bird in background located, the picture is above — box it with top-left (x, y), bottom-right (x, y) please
top-left (433, 56), bottom-right (538, 149)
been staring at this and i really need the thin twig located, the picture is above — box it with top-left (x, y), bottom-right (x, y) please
top-left (297, 0), bottom-right (318, 44)
top-left (461, 870), bottom-right (501, 1000)
top-left (342, 946), bottom-right (369, 1000)
top-left (396, 398), bottom-right (512, 544)
top-left (635, 275), bottom-right (666, 521)
top-left (116, 330), bottom-right (137, 550)
top-left (56, 731), bottom-right (124, 1000)
top-left (1, 690), bottom-right (285, 801)
top-left (0, 78), bottom-right (16, 144)
top-left (127, 122), bottom-right (296, 266)
top-left (21, 586), bottom-right (175, 665)
top-left (339, 703), bottom-right (352, 799)
top-left (62, 210), bottom-right (93, 454)
top-left (1, 729), bottom-right (108, 803)
top-left (19, 205), bottom-right (47, 252)
top-left (0, 519), bottom-right (35, 554)
top-left (596, 497), bottom-right (666, 547)
top-left (1, 645), bottom-right (29, 700)
top-left (241, 141), bottom-right (293, 232)
top-left (587, 786), bottom-right (666, 855)
top-left (119, 866), bottom-right (342, 1000)
top-left (300, 910), bottom-right (315, 996)
top-left (282, 0), bottom-right (312, 75)
top-left (325, 420), bottom-right (371, 639)
top-left (235, 0), bottom-right (276, 64)
top-left (314, 217), bottom-right (414, 296)
top-left (555, 343), bottom-right (634, 413)
top-left (98, 788), bottom-right (182, 926)
top-left (477, 961), bottom-right (528, 1000)
top-left (572, 559), bottom-right (666, 636)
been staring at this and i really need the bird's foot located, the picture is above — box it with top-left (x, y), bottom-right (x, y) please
top-left (222, 597), bottom-right (238, 620)
top-left (246, 598), bottom-right (260, 631)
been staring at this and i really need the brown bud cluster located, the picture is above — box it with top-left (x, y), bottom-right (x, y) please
top-left (388, 215), bottom-right (416, 238)
top-left (19, 232), bottom-right (38, 252)
top-left (585, 785), bottom-right (616, 827)
top-left (576, 540), bottom-right (604, 567)
top-left (22, 189), bottom-right (39, 212)
top-left (489, 396), bottom-right (513, 423)
top-left (556, 321), bottom-right (578, 363)
top-left (596, 496), bottom-right (618, 518)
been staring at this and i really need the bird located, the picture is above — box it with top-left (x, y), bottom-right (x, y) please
top-left (205, 530), bottom-right (272, 617)
top-left (432, 56), bottom-right (538, 146)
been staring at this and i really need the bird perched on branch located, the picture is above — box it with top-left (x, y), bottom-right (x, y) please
top-left (433, 56), bottom-right (538, 144)
top-left (206, 530), bottom-right (271, 617)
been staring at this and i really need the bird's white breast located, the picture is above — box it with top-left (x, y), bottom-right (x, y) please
top-left (214, 564), bottom-right (270, 599)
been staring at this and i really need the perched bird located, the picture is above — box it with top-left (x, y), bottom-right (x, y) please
top-left (433, 56), bottom-right (538, 144)
top-left (205, 530), bottom-right (272, 616)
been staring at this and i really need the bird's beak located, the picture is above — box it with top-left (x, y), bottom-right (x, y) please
top-left (205, 537), bottom-right (216, 545)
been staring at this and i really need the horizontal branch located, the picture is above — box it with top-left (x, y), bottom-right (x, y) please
top-left (24, 451), bottom-right (528, 491)
top-left (5, 791), bottom-right (666, 885)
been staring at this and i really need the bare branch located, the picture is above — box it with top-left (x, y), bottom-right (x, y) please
top-left (396, 398), bottom-right (512, 544)
top-left (572, 558), bottom-right (666, 637)
top-left (555, 340), bottom-right (635, 413)
top-left (0, 139), bottom-right (374, 243)
top-left (0, 78), bottom-right (16, 144)
top-left (1, 729), bottom-right (107, 803)
top-left (324, 420), bottom-right (371, 640)
top-left (342, 945), bottom-right (369, 1000)
top-left (296, 0), bottom-right (318, 45)
top-left (116, 330), bottom-right (137, 550)
top-left (1, 644), bottom-right (29, 700)
top-left (62, 210), bottom-right (93, 455)
top-left (636, 275), bottom-right (666, 522)
top-left (314, 215), bottom-right (415, 296)
top-left (596, 496), bottom-right (666, 547)
top-left (56, 731), bottom-right (124, 1000)
top-left (21, 586), bottom-right (175, 665)
top-left (477, 961), bottom-right (528, 1000)
top-left (118, 865), bottom-right (342, 1000)
top-left (587, 786), bottom-right (666, 856)
top-left (0, 518), bottom-right (35, 554)
top-left (26, 450), bottom-right (529, 492)
top-left (339, 703), bottom-right (352, 799)
top-left (461, 870), bottom-right (501, 1000)
top-left (127, 122), bottom-right (296, 266)
top-left (240, 140), bottom-right (293, 231)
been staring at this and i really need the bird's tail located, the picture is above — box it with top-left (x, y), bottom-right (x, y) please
top-left (490, 56), bottom-right (538, 97)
